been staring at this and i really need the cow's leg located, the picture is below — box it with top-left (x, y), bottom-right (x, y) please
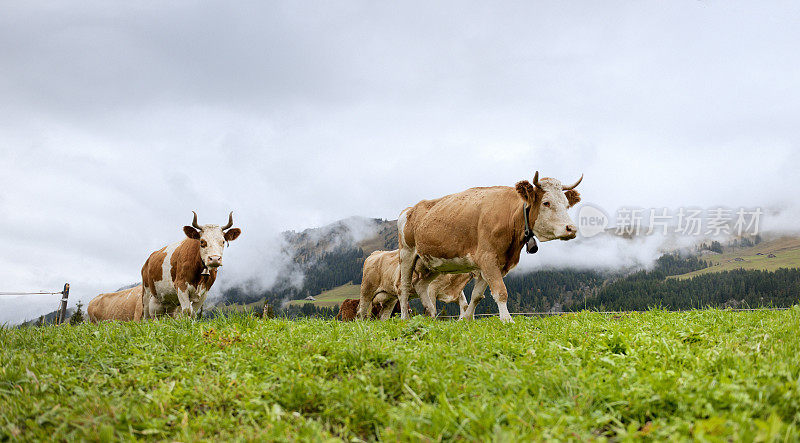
top-left (398, 249), bottom-right (418, 320)
top-left (481, 266), bottom-right (514, 323)
top-left (191, 291), bottom-right (208, 319)
top-left (378, 297), bottom-right (397, 320)
top-left (356, 281), bottom-right (377, 320)
top-left (148, 295), bottom-right (166, 319)
top-left (462, 277), bottom-right (488, 320)
top-left (413, 270), bottom-right (441, 317)
top-left (142, 288), bottom-right (152, 319)
top-left (457, 290), bottom-right (469, 318)
top-left (176, 289), bottom-right (194, 318)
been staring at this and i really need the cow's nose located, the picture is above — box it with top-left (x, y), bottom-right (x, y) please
top-left (207, 256), bottom-right (222, 267)
top-left (565, 224), bottom-right (576, 233)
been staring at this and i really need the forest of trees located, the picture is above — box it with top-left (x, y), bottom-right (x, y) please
top-left (221, 246), bottom-right (366, 307)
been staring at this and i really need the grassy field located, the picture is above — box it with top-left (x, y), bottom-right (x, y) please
top-left (673, 236), bottom-right (800, 280)
top-left (288, 283), bottom-right (361, 308)
top-left (2, 310), bottom-right (800, 441)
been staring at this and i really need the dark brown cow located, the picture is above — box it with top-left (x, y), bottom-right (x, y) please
top-left (397, 172), bottom-right (582, 322)
top-left (142, 212), bottom-right (241, 318)
top-left (338, 298), bottom-right (403, 321)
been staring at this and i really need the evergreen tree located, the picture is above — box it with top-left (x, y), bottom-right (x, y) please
top-left (69, 301), bottom-right (85, 325)
top-left (263, 302), bottom-right (276, 319)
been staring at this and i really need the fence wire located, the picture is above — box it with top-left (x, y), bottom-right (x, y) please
top-left (0, 291), bottom-right (65, 296)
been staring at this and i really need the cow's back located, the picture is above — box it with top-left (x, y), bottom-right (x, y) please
top-left (88, 285), bottom-right (144, 322)
top-left (402, 186), bottom-right (520, 259)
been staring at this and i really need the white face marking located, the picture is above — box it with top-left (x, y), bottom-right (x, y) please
top-left (196, 224), bottom-right (227, 268)
top-left (532, 179), bottom-right (578, 242)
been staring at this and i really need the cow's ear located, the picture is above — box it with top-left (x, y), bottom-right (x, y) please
top-left (565, 190), bottom-right (581, 208)
top-left (515, 180), bottom-right (534, 203)
top-left (224, 228), bottom-right (241, 242)
top-left (183, 226), bottom-right (201, 239)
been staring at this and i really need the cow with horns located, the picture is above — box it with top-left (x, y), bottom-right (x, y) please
top-left (142, 212), bottom-right (241, 318)
top-left (397, 172), bottom-right (582, 322)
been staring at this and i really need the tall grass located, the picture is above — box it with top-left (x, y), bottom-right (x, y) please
top-left (2, 308), bottom-right (799, 440)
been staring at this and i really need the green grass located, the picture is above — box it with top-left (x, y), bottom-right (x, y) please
top-left (673, 236), bottom-right (800, 280)
top-left (288, 283), bottom-right (361, 307)
top-left (3, 309), bottom-right (800, 441)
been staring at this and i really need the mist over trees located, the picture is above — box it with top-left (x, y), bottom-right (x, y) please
top-left (217, 219), bottom-right (799, 320)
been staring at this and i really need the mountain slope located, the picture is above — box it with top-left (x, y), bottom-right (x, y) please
top-left (673, 236), bottom-right (800, 280)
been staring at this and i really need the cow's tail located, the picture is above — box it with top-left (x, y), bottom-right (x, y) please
top-left (397, 207), bottom-right (413, 249)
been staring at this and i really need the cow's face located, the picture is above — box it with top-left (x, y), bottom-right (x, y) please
top-left (183, 212), bottom-right (241, 270)
top-left (533, 176), bottom-right (581, 241)
top-left (518, 173), bottom-right (582, 242)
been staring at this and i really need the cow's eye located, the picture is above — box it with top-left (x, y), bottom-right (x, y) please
top-left (543, 201), bottom-right (550, 207)
top-left (200, 240), bottom-right (207, 247)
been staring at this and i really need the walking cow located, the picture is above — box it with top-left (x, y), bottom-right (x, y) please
top-left (142, 212), bottom-right (241, 318)
top-left (397, 172), bottom-right (582, 322)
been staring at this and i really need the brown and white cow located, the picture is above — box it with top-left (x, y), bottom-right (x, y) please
top-left (356, 249), bottom-right (472, 320)
top-left (87, 284), bottom-right (144, 322)
top-left (142, 212), bottom-right (241, 319)
top-left (397, 172), bottom-right (582, 322)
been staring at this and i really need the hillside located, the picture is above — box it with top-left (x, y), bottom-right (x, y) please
top-left (219, 217), bottom-right (399, 308)
top-left (220, 215), bottom-right (800, 315)
top-left (673, 236), bottom-right (800, 280)
top-left (287, 283), bottom-right (361, 307)
top-left (4, 310), bottom-right (800, 440)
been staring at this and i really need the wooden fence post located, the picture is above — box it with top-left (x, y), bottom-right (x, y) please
top-left (58, 283), bottom-right (70, 324)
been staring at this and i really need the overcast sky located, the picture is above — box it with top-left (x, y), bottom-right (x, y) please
top-left (2, 1), bottom-right (799, 324)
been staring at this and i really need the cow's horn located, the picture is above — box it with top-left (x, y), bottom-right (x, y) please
top-left (562, 174), bottom-right (583, 190)
top-left (221, 212), bottom-right (234, 230)
top-left (191, 211), bottom-right (202, 230)
top-left (532, 171), bottom-right (541, 189)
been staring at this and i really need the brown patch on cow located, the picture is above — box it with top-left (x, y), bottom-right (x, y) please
top-left (565, 189), bottom-right (581, 207)
top-left (224, 228), bottom-right (241, 241)
top-left (141, 246), bottom-right (168, 295)
top-left (338, 299), bottom-right (360, 321)
top-left (340, 297), bottom-right (400, 321)
top-left (170, 239), bottom-right (217, 294)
